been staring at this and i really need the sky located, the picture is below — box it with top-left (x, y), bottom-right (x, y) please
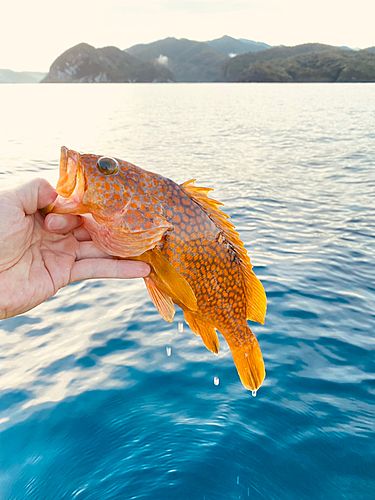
top-left (1, 0), bottom-right (374, 71)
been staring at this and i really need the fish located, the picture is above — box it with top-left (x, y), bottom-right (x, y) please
top-left (47, 146), bottom-right (267, 392)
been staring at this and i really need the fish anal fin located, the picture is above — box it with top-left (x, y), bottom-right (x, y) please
top-left (226, 325), bottom-right (265, 391)
top-left (140, 249), bottom-right (198, 312)
top-left (144, 276), bottom-right (175, 322)
top-left (181, 179), bottom-right (267, 325)
top-left (184, 311), bottom-right (219, 354)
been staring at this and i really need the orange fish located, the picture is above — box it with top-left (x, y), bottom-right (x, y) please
top-left (48, 147), bottom-right (267, 392)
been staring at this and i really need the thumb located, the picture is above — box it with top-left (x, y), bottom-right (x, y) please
top-left (16, 178), bottom-right (57, 215)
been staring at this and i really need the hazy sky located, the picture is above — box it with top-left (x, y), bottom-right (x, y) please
top-left (1, 0), bottom-right (374, 71)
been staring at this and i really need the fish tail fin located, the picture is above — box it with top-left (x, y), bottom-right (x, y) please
top-left (184, 311), bottom-right (220, 354)
top-left (225, 324), bottom-right (265, 391)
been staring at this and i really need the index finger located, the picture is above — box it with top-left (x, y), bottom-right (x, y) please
top-left (44, 213), bottom-right (83, 233)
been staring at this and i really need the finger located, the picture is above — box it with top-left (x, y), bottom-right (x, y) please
top-left (70, 259), bottom-right (150, 282)
top-left (76, 241), bottom-right (112, 260)
top-left (17, 178), bottom-right (57, 215)
top-left (73, 226), bottom-right (92, 242)
top-left (44, 213), bottom-right (83, 233)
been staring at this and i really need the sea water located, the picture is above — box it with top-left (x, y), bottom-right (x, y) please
top-left (0, 83), bottom-right (374, 499)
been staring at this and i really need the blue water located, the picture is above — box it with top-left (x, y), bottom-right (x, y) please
top-left (0, 84), bottom-right (374, 499)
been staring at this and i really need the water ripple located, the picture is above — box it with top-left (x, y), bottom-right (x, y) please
top-left (0, 83), bottom-right (374, 499)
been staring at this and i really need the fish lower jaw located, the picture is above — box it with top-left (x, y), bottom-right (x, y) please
top-left (51, 194), bottom-right (86, 214)
top-left (53, 158), bottom-right (87, 214)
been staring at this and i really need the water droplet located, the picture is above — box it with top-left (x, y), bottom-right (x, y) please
top-left (166, 346), bottom-right (172, 357)
top-left (178, 321), bottom-right (184, 333)
top-left (237, 475), bottom-right (240, 485)
top-left (213, 376), bottom-right (220, 386)
top-left (247, 487), bottom-right (250, 497)
top-left (252, 390), bottom-right (257, 397)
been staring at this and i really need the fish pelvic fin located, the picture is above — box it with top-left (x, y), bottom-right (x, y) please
top-left (184, 311), bottom-right (220, 354)
top-left (180, 179), bottom-right (267, 325)
top-left (225, 324), bottom-right (265, 391)
top-left (144, 276), bottom-right (175, 322)
top-left (137, 249), bottom-right (198, 313)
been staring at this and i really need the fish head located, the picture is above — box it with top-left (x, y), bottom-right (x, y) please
top-left (49, 146), bottom-right (171, 258)
top-left (51, 146), bottom-right (135, 221)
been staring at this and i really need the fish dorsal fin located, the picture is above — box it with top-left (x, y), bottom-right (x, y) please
top-left (181, 179), bottom-right (267, 324)
top-left (144, 276), bottom-right (175, 322)
top-left (245, 269), bottom-right (267, 324)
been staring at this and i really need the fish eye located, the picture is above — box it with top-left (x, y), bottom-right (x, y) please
top-left (97, 157), bottom-right (119, 175)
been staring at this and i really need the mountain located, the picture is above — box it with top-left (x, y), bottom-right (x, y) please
top-left (126, 37), bottom-right (228, 82)
top-left (224, 43), bottom-right (375, 82)
top-left (41, 38), bottom-right (375, 83)
top-left (0, 69), bottom-right (46, 83)
top-left (42, 43), bottom-right (174, 83)
top-left (207, 35), bottom-right (270, 56)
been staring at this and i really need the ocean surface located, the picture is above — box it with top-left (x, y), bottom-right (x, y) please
top-left (0, 83), bottom-right (374, 500)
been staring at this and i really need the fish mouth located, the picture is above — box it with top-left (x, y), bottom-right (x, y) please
top-left (49, 146), bottom-right (87, 214)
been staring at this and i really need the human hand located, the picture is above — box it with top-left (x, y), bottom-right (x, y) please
top-left (0, 178), bottom-right (150, 320)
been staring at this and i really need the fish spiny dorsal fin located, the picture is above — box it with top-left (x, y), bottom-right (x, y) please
top-left (181, 179), bottom-right (267, 325)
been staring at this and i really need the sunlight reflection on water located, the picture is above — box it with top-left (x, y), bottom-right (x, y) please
top-left (0, 83), bottom-right (374, 499)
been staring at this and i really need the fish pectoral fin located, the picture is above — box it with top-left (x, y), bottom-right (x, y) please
top-left (142, 249), bottom-right (198, 312)
top-left (87, 214), bottom-right (170, 258)
top-left (225, 325), bottom-right (265, 391)
top-left (184, 311), bottom-right (219, 354)
top-left (144, 276), bottom-right (175, 322)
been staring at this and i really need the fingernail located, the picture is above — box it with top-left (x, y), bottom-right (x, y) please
top-left (48, 215), bottom-right (67, 231)
top-left (136, 262), bottom-right (151, 277)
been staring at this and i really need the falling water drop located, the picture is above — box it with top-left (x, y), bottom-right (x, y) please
top-left (213, 376), bottom-right (220, 386)
top-left (166, 346), bottom-right (172, 357)
top-left (237, 475), bottom-right (240, 485)
top-left (178, 321), bottom-right (184, 333)
top-left (252, 390), bottom-right (257, 397)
